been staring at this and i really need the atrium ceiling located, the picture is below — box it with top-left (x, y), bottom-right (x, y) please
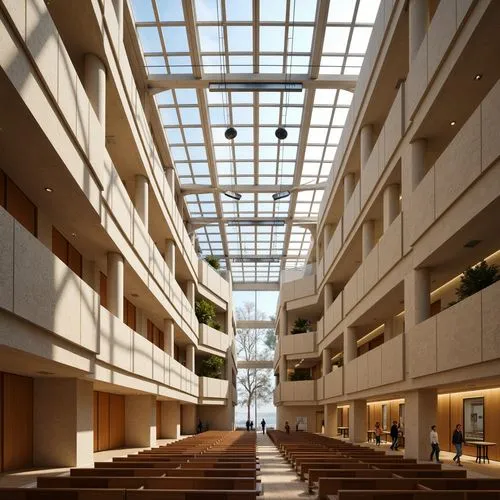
top-left (131, 0), bottom-right (380, 284)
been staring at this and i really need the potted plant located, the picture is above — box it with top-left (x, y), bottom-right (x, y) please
top-left (448, 261), bottom-right (499, 307)
top-left (290, 369), bottom-right (312, 381)
top-left (205, 255), bottom-right (220, 270)
top-left (199, 355), bottom-right (225, 379)
top-left (195, 299), bottom-right (222, 331)
top-left (291, 317), bottom-right (312, 335)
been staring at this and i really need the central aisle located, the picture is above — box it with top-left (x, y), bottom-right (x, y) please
top-left (257, 431), bottom-right (314, 499)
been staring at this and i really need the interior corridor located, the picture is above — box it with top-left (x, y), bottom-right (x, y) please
top-left (257, 432), bottom-right (314, 499)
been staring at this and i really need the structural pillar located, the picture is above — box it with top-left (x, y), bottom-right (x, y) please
top-left (107, 252), bottom-right (124, 320)
top-left (410, 139), bottom-right (427, 191)
top-left (409, 0), bottom-right (429, 63)
top-left (186, 344), bottom-right (195, 372)
top-left (360, 124), bottom-right (373, 168)
top-left (165, 239), bottom-right (176, 275)
top-left (343, 173), bottom-right (355, 208)
top-left (405, 389), bottom-right (437, 460)
top-left (383, 184), bottom-right (400, 231)
top-left (279, 355), bottom-right (287, 383)
top-left (324, 403), bottom-right (337, 437)
top-left (349, 399), bottom-right (367, 443)
top-left (112, 0), bottom-right (124, 46)
top-left (33, 378), bottom-right (93, 467)
top-left (323, 224), bottom-right (333, 254)
top-left (362, 220), bottom-right (375, 259)
top-left (160, 401), bottom-right (180, 439)
top-left (125, 395), bottom-right (156, 447)
top-left (135, 175), bottom-right (149, 228)
top-left (181, 404), bottom-right (197, 435)
top-left (279, 308), bottom-right (287, 336)
top-left (343, 327), bottom-right (357, 363)
top-left (322, 347), bottom-right (332, 375)
top-left (324, 282), bottom-right (334, 314)
top-left (404, 268), bottom-right (430, 329)
top-left (186, 280), bottom-right (195, 308)
top-left (84, 54), bottom-right (106, 129)
top-left (163, 319), bottom-right (174, 356)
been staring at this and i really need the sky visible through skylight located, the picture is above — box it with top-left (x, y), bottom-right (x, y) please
top-left (131, 0), bottom-right (380, 283)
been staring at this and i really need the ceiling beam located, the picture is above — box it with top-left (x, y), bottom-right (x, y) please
top-left (181, 182), bottom-right (326, 195)
top-left (190, 216), bottom-right (317, 224)
top-left (148, 73), bottom-right (357, 91)
top-left (237, 360), bottom-right (274, 369)
top-left (232, 282), bottom-right (280, 291)
top-left (236, 320), bottom-right (275, 329)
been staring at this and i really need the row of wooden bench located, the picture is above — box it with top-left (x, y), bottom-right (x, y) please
top-left (0, 431), bottom-right (262, 499)
top-left (268, 430), bottom-right (500, 500)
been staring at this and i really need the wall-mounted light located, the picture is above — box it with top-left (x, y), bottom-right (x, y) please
top-left (44, 187), bottom-right (53, 193)
top-left (272, 190), bottom-right (290, 201)
top-left (474, 74), bottom-right (482, 81)
top-left (223, 190), bottom-right (242, 201)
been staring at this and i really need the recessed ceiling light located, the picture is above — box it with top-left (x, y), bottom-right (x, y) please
top-left (399, 195), bottom-right (402, 201)
top-left (71, 232), bottom-right (77, 237)
top-left (131, 293), bottom-right (139, 298)
top-left (474, 74), bottom-right (482, 81)
top-left (464, 239), bottom-right (481, 248)
top-left (450, 121), bottom-right (456, 126)
top-left (44, 187), bottom-right (53, 193)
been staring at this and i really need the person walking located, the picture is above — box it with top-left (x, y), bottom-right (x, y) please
top-left (250, 420), bottom-right (254, 431)
top-left (245, 419), bottom-right (250, 431)
top-left (452, 424), bottom-right (464, 466)
top-left (285, 420), bottom-right (290, 434)
top-left (430, 425), bottom-right (443, 463)
top-left (390, 421), bottom-right (399, 450)
top-left (261, 419), bottom-right (266, 434)
top-left (197, 419), bottom-right (203, 434)
top-left (374, 422), bottom-right (382, 446)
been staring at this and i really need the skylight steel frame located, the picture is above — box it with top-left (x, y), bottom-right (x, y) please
top-left (131, 0), bottom-right (381, 283)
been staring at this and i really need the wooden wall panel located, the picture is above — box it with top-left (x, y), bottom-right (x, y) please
top-left (109, 394), bottom-right (125, 449)
top-left (5, 179), bottom-right (36, 235)
top-left (100, 273), bottom-right (108, 309)
top-left (0, 170), bottom-right (6, 207)
top-left (0, 373), bottom-right (3, 472)
top-left (68, 244), bottom-right (82, 278)
top-left (93, 392), bottom-right (99, 452)
top-left (52, 228), bottom-right (68, 264)
top-left (437, 394), bottom-right (451, 452)
top-left (156, 401), bottom-right (162, 439)
top-left (3, 373), bottom-right (33, 471)
top-left (485, 389), bottom-right (500, 461)
top-left (97, 392), bottom-right (110, 452)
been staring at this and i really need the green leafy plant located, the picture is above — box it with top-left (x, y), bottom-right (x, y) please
top-left (195, 299), bottom-right (217, 325)
top-left (209, 319), bottom-right (222, 331)
top-left (205, 255), bottom-right (220, 270)
top-left (455, 261), bottom-right (498, 301)
top-left (291, 317), bottom-right (312, 335)
top-left (199, 355), bottom-right (225, 379)
top-left (290, 369), bottom-right (312, 381)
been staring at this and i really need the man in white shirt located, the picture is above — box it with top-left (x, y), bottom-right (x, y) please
top-left (429, 425), bottom-right (443, 463)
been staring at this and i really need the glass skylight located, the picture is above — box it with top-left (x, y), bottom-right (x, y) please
top-left (131, 0), bottom-right (381, 283)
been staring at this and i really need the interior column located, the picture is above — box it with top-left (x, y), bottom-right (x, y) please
top-left (405, 389), bottom-right (437, 460)
top-left (404, 267), bottom-right (430, 329)
top-left (160, 401), bottom-right (181, 439)
top-left (343, 173), bottom-right (355, 208)
top-left (409, 0), bottom-right (429, 63)
top-left (383, 184), bottom-right (400, 231)
top-left (107, 252), bottom-right (124, 320)
top-left (322, 347), bottom-right (332, 375)
top-left (362, 220), bottom-right (375, 259)
top-left (343, 327), bottom-right (357, 363)
top-left (165, 239), bottom-right (176, 276)
top-left (349, 399), bottom-right (367, 443)
top-left (360, 124), bottom-right (373, 168)
top-left (163, 319), bottom-right (174, 356)
top-left (135, 175), bottom-right (149, 228)
top-left (84, 54), bottom-right (106, 129)
top-left (125, 395), bottom-right (156, 447)
top-left (186, 344), bottom-right (195, 372)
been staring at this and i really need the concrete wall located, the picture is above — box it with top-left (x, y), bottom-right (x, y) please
top-left (276, 405), bottom-right (323, 433)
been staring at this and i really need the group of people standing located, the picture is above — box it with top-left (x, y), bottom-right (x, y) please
top-left (245, 419), bottom-right (267, 434)
top-left (372, 421), bottom-right (465, 466)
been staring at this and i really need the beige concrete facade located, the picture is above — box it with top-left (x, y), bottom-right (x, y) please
top-left (0, 0), bottom-right (236, 469)
top-left (275, 0), bottom-right (500, 461)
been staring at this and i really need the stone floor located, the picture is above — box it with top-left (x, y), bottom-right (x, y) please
top-left (257, 432), bottom-right (314, 499)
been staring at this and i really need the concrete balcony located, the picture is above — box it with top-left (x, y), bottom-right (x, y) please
top-left (280, 270), bottom-right (316, 305)
top-left (345, 334), bottom-right (404, 394)
top-left (199, 323), bottom-right (229, 355)
top-left (322, 367), bottom-right (344, 400)
top-left (199, 377), bottom-right (229, 404)
top-left (198, 260), bottom-right (231, 306)
top-left (273, 385), bottom-right (280, 405)
top-left (278, 380), bottom-right (317, 404)
top-left (407, 280), bottom-right (500, 378)
top-left (0, 208), bottom-right (99, 355)
top-left (281, 332), bottom-right (317, 358)
top-left (324, 292), bottom-right (343, 338)
top-left (98, 307), bottom-right (199, 399)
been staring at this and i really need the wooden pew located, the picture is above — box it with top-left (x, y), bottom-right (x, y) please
top-left (0, 489), bottom-right (125, 499)
top-left (71, 468), bottom-right (257, 478)
top-left (336, 492), bottom-right (500, 500)
top-left (126, 491), bottom-right (258, 500)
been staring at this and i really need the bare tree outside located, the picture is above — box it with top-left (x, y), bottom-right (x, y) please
top-left (235, 302), bottom-right (274, 421)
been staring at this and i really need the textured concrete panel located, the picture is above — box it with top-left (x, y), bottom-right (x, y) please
top-left (0, 209), bottom-right (14, 311)
top-left (481, 281), bottom-right (500, 362)
top-left (481, 79), bottom-right (500, 171)
top-left (437, 293), bottom-right (482, 372)
top-left (408, 168), bottom-right (435, 245)
top-left (344, 359), bottom-right (357, 394)
top-left (408, 318), bottom-right (437, 378)
top-left (378, 214), bottom-right (402, 278)
top-left (381, 334), bottom-right (404, 385)
top-left (363, 245), bottom-right (379, 295)
top-left (357, 352), bottom-right (369, 392)
top-left (368, 347), bottom-right (382, 388)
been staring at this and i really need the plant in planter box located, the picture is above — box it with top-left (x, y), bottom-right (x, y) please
top-left (195, 299), bottom-right (216, 325)
top-left (456, 261), bottom-right (498, 301)
top-left (199, 355), bottom-right (225, 379)
top-left (290, 369), bottom-right (312, 381)
top-left (205, 255), bottom-right (220, 270)
top-left (291, 317), bottom-right (312, 335)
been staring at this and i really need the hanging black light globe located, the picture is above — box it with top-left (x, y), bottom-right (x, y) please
top-left (225, 127), bottom-right (238, 140)
top-left (275, 127), bottom-right (288, 140)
